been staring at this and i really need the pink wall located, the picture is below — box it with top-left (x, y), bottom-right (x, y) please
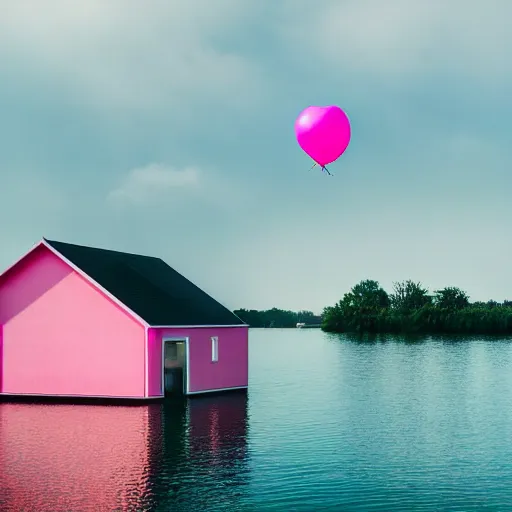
top-left (0, 245), bottom-right (146, 398)
top-left (147, 327), bottom-right (248, 395)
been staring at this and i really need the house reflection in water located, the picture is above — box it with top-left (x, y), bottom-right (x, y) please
top-left (0, 391), bottom-right (249, 512)
top-left (151, 391), bottom-right (250, 511)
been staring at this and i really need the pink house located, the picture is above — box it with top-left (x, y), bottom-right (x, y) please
top-left (0, 239), bottom-right (249, 400)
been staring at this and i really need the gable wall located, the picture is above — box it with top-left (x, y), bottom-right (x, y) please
top-left (0, 244), bottom-right (145, 397)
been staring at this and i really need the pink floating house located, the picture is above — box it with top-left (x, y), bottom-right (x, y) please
top-left (0, 239), bottom-right (249, 400)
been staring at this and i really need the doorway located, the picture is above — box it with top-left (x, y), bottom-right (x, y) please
top-left (162, 339), bottom-right (188, 396)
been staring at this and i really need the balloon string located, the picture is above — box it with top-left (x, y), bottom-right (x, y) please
top-left (307, 162), bottom-right (333, 176)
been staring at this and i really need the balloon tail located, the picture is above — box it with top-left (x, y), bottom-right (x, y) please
top-left (307, 162), bottom-right (333, 176)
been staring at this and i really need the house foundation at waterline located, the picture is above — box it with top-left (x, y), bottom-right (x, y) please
top-left (0, 239), bottom-right (249, 400)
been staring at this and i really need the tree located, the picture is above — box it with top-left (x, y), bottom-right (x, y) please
top-left (233, 307), bottom-right (305, 328)
top-left (322, 303), bottom-right (344, 332)
top-left (390, 280), bottom-right (430, 314)
top-left (335, 279), bottom-right (390, 332)
top-left (433, 286), bottom-right (470, 310)
top-left (342, 279), bottom-right (390, 313)
top-left (297, 310), bottom-right (317, 322)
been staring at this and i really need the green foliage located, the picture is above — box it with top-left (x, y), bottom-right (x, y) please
top-left (322, 279), bottom-right (512, 335)
top-left (234, 308), bottom-right (321, 328)
top-left (344, 279), bottom-right (390, 312)
top-left (322, 279), bottom-right (389, 333)
top-left (390, 280), bottom-right (431, 313)
top-left (433, 286), bottom-right (470, 310)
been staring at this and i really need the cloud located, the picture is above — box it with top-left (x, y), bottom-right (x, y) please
top-left (0, 0), bottom-right (267, 111)
top-left (278, 0), bottom-right (512, 88)
top-left (107, 163), bottom-right (199, 205)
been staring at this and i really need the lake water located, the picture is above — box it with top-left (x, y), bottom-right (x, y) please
top-left (2, 329), bottom-right (512, 511)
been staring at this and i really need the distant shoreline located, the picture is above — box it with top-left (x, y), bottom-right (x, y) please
top-left (247, 325), bottom-right (322, 329)
top-left (235, 279), bottom-right (512, 336)
top-left (234, 308), bottom-right (322, 329)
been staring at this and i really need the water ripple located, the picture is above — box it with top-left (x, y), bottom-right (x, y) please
top-left (2, 330), bottom-right (512, 510)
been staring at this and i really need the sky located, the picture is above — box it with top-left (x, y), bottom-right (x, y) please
top-left (1, 0), bottom-right (511, 314)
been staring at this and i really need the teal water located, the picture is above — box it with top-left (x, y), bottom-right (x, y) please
top-left (2, 329), bottom-right (512, 511)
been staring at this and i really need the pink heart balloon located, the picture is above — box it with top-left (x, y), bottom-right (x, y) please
top-left (294, 105), bottom-right (351, 167)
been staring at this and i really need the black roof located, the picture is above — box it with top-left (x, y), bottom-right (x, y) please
top-left (44, 239), bottom-right (245, 327)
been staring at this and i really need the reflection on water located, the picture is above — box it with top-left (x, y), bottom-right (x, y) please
top-left (4, 330), bottom-right (512, 511)
top-left (0, 403), bottom-right (155, 512)
top-left (150, 393), bottom-right (250, 512)
top-left (0, 392), bottom-right (249, 512)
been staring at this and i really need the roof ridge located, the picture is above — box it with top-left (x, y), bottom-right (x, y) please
top-left (46, 239), bottom-right (161, 261)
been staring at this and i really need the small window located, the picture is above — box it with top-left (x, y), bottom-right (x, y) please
top-left (211, 336), bottom-right (219, 362)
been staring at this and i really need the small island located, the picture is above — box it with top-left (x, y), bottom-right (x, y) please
top-left (236, 279), bottom-right (512, 335)
top-left (323, 279), bottom-right (512, 335)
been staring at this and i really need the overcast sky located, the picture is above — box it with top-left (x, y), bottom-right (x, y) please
top-left (1, 0), bottom-right (511, 314)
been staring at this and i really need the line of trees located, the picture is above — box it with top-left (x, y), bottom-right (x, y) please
top-left (322, 279), bottom-right (512, 335)
top-left (233, 308), bottom-right (322, 328)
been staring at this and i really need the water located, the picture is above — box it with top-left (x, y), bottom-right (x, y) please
top-left (2, 329), bottom-right (512, 511)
